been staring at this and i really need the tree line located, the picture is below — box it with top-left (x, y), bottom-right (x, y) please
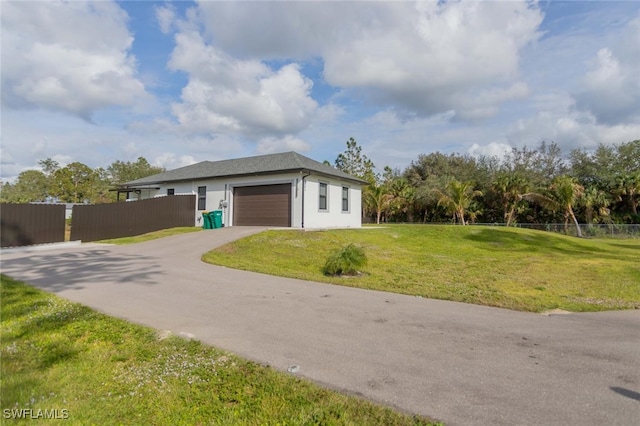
top-left (0, 157), bottom-right (164, 204)
top-left (334, 138), bottom-right (640, 228)
top-left (2, 139), bottom-right (638, 229)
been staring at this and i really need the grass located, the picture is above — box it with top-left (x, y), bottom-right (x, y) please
top-left (97, 227), bottom-right (202, 245)
top-left (203, 225), bottom-right (640, 313)
top-left (0, 275), bottom-right (438, 425)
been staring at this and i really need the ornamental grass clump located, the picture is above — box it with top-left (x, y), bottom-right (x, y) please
top-left (322, 243), bottom-right (367, 276)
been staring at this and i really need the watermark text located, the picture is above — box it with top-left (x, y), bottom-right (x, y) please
top-left (3, 408), bottom-right (69, 420)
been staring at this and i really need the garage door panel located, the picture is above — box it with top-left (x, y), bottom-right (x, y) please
top-left (233, 184), bottom-right (291, 227)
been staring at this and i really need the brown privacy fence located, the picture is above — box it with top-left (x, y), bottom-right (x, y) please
top-left (71, 195), bottom-right (196, 242)
top-left (1, 203), bottom-right (66, 247)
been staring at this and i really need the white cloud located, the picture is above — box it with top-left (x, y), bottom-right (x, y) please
top-left (453, 82), bottom-right (531, 121)
top-left (195, 1), bottom-right (543, 120)
top-left (468, 142), bottom-right (513, 159)
top-left (507, 92), bottom-right (640, 151)
top-left (256, 136), bottom-right (311, 155)
top-left (153, 153), bottom-right (196, 170)
top-left (195, 1), bottom-right (353, 59)
top-left (155, 4), bottom-right (176, 35)
top-left (168, 31), bottom-right (318, 137)
top-left (50, 155), bottom-right (73, 169)
top-left (574, 47), bottom-right (640, 125)
top-left (1, 1), bottom-right (146, 119)
top-left (3, 0), bottom-right (636, 182)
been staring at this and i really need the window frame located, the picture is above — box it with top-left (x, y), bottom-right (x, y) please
top-left (341, 186), bottom-right (350, 213)
top-left (318, 182), bottom-right (328, 212)
top-left (197, 186), bottom-right (207, 210)
top-left (167, 188), bottom-right (175, 196)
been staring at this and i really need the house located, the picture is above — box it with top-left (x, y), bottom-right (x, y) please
top-left (118, 151), bottom-right (369, 229)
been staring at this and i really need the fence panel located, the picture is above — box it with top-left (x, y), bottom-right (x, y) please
top-left (71, 195), bottom-right (196, 242)
top-left (1, 203), bottom-right (66, 247)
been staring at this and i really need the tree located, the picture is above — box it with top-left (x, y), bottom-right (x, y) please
top-left (386, 177), bottom-right (415, 222)
top-left (570, 148), bottom-right (597, 188)
top-left (37, 158), bottom-right (61, 200)
top-left (404, 152), bottom-right (479, 187)
top-left (334, 138), bottom-right (378, 185)
top-left (613, 172), bottom-right (640, 217)
top-left (52, 162), bottom-right (99, 203)
top-left (493, 173), bottom-right (530, 226)
top-left (335, 138), bottom-right (381, 221)
top-left (615, 139), bottom-right (640, 175)
top-left (434, 179), bottom-right (482, 225)
top-left (380, 166), bottom-right (415, 222)
top-left (107, 157), bottom-right (164, 185)
top-left (503, 141), bottom-right (566, 191)
top-left (364, 184), bottom-right (393, 225)
top-left (524, 175), bottom-right (585, 237)
top-left (581, 187), bottom-right (610, 225)
top-left (38, 158), bottom-right (60, 177)
top-left (93, 167), bottom-right (116, 203)
top-left (0, 170), bottom-right (49, 203)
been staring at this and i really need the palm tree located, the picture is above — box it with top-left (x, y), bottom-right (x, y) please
top-left (364, 184), bottom-right (393, 225)
top-left (434, 179), bottom-right (482, 225)
top-left (524, 175), bottom-right (585, 237)
top-left (493, 173), bottom-right (530, 226)
top-left (582, 187), bottom-right (611, 225)
top-left (614, 172), bottom-right (640, 216)
top-left (386, 178), bottom-right (415, 222)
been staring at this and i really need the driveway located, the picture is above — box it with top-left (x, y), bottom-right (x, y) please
top-left (1, 227), bottom-right (639, 425)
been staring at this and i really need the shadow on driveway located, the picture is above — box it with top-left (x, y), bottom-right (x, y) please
top-left (1, 249), bottom-right (163, 292)
top-left (611, 386), bottom-right (640, 402)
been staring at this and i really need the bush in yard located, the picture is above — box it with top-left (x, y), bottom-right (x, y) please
top-left (322, 244), bottom-right (367, 276)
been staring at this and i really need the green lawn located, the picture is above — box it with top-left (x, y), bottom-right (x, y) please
top-left (203, 225), bottom-right (640, 313)
top-left (0, 275), bottom-right (437, 425)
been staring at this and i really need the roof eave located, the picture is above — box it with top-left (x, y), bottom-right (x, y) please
top-left (121, 169), bottom-right (368, 187)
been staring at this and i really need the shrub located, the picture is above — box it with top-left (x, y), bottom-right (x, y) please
top-left (322, 244), bottom-right (367, 276)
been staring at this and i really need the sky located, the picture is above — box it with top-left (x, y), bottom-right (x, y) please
top-left (1, 0), bottom-right (639, 181)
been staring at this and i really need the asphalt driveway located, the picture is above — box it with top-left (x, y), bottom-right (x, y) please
top-left (1, 227), bottom-right (639, 425)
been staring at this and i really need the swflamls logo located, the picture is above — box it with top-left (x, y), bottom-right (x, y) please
top-left (3, 408), bottom-right (69, 419)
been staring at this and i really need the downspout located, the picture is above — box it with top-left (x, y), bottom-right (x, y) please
top-left (301, 171), bottom-right (311, 229)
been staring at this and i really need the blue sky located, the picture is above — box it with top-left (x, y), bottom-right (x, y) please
top-left (1, 1), bottom-right (639, 181)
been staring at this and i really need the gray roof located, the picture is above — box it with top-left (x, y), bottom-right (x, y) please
top-left (122, 151), bottom-right (369, 187)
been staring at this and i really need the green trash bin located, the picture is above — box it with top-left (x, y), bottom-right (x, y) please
top-left (202, 212), bottom-right (212, 229)
top-left (212, 210), bottom-right (223, 229)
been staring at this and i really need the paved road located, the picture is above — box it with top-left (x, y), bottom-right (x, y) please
top-left (2, 228), bottom-right (639, 425)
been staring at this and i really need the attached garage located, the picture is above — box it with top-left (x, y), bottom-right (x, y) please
top-left (233, 184), bottom-right (292, 227)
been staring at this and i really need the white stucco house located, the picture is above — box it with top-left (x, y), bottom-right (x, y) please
top-left (118, 152), bottom-right (368, 229)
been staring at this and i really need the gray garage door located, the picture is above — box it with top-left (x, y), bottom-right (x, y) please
top-left (233, 184), bottom-right (292, 227)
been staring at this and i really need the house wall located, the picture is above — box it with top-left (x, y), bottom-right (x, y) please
top-left (155, 179), bottom-right (227, 227)
top-left (135, 173), bottom-right (362, 228)
top-left (303, 176), bottom-right (362, 229)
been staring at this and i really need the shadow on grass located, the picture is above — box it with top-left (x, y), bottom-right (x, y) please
top-left (605, 242), bottom-right (640, 251)
top-left (0, 249), bottom-right (163, 293)
top-left (462, 228), bottom-right (637, 261)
